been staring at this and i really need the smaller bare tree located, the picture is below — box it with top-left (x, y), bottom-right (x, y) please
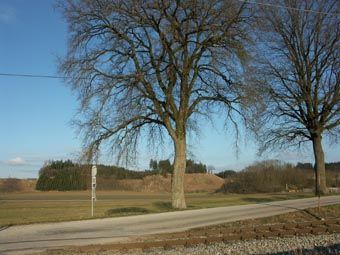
top-left (251, 0), bottom-right (339, 195)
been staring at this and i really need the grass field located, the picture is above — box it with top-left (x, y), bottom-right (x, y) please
top-left (0, 191), bottom-right (315, 226)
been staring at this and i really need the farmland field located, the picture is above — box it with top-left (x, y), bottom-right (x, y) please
top-left (0, 191), bottom-right (316, 226)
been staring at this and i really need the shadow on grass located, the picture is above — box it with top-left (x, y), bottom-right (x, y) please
top-left (242, 197), bottom-right (276, 203)
top-left (106, 202), bottom-right (199, 217)
top-left (153, 201), bottom-right (173, 210)
top-left (106, 207), bottom-right (151, 216)
top-left (153, 201), bottom-right (198, 211)
top-left (242, 193), bottom-right (312, 204)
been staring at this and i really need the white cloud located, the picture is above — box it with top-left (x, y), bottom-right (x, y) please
top-left (0, 5), bottom-right (15, 24)
top-left (6, 157), bottom-right (28, 166)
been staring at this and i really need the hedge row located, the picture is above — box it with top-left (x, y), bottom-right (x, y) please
top-left (219, 160), bottom-right (340, 194)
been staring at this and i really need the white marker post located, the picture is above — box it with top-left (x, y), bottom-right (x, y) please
top-left (91, 165), bottom-right (97, 217)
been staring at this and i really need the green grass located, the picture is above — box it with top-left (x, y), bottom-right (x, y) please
top-left (0, 191), bottom-right (315, 226)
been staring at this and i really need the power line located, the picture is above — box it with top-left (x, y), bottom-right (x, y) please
top-left (0, 72), bottom-right (68, 79)
top-left (0, 2), bottom-right (338, 83)
top-left (237, 0), bottom-right (340, 17)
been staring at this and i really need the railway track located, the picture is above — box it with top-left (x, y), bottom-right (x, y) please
top-left (63, 218), bottom-right (340, 253)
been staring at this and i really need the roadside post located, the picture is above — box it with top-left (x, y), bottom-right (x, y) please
top-left (91, 165), bottom-right (97, 217)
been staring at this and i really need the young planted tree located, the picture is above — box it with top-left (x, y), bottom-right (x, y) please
top-left (60, 0), bottom-right (250, 208)
top-left (252, 0), bottom-right (339, 194)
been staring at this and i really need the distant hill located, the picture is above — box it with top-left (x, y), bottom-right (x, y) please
top-left (110, 173), bottom-right (224, 193)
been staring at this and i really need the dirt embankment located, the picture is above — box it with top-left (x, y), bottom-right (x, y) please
top-left (113, 173), bottom-right (225, 193)
top-left (0, 174), bottom-right (224, 193)
top-left (0, 178), bottom-right (37, 192)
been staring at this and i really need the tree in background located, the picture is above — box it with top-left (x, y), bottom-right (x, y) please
top-left (59, 0), bottom-right (251, 208)
top-left (158, 159), bottom-right (173, 175)
top-left (296, 163), bottom-right (314, 170)
top-left (251, 0), bottom-right (339, 195)
top-left (36, 160), bottom-right (86, 191)
top-left (186, 159), bottom-right (207, 173)
top-left (149, 159), bottom-right (158, 172)
top-left (36, 160), bottom-right (149, 191)
top-left (149, 158), bottom-right (207, 174)
top-left (216, 170), bottom-right (236, 179)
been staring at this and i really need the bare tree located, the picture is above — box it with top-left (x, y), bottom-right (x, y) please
top-left (59, 0), bottom-right (250, 208)
top-left (251, 0), bottom-right (339, 195)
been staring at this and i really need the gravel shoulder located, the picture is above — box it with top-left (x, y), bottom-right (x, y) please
top-left (41, 234), bottom-right (340, 255)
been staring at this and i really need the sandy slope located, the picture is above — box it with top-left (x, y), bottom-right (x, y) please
top-left (0, 173), bottom-right (225, 193)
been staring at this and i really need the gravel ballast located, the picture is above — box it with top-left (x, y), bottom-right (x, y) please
top-left (48, 234), bottom-right (340, 255)
top-left (117, 234), bottom-right (340, 255)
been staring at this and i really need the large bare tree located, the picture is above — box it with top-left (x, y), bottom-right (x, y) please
top-left (251, 0), bottom-right (339, 195)
top-left (59, 0), bottom-right (250, 208)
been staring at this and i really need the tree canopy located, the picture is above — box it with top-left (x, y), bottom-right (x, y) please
top-left (59, 0), bottom-right (251, 208)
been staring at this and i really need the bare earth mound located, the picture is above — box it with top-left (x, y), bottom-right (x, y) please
top-left (0, 178), bottom-right (37, 192)
top-left (0, 174), bottom-right (224, 193)
top-left (116, 173), bottom-right (224, 193)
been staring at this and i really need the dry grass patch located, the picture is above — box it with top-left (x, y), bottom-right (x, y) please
top-left (0, 191), bottom-right (314, 226)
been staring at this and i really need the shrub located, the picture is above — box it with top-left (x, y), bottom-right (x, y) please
top-left (221, 160), bottom-right (314, 193)
top-left (0, 178), bottom-right (24, 192)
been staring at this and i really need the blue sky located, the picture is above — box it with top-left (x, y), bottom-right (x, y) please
top-left (0, 1), bottom-right (339, 178)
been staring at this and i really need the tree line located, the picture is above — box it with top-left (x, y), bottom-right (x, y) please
top-left (219, 160), bottom-right (340, 194)
top-left (296, 162), bottom-right (340, 172)
top-left (36, 160), bottom-right (148, 191)
top-left (35, 159), bottom-right (340, 192)
top-left (149, 159), bottom-right (207, 175)
top-left (216, 161), bottom-right (340, 177)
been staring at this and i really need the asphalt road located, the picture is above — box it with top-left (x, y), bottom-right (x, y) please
top-left (0, 195), bottom-right (339, 255)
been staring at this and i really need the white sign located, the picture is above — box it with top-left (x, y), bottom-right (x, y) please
top-left (91, 165), bottom-right (97, 177)
top-left (91, 165), bottom-right (97, 217)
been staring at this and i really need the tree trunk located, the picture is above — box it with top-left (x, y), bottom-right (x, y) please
top-left (172, 136), bottom-right (187, 209)
top-left (312, 134), bottom-right (327, 195)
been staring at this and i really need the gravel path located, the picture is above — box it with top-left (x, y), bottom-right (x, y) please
top-left (45, 234), bottom-right (340, 255)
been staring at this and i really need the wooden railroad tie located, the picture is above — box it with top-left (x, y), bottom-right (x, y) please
top-left (59, 218), bottom-right (340, 253)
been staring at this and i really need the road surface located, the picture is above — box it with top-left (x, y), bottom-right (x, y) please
top-left (0, 195), bottom-right (339, 255)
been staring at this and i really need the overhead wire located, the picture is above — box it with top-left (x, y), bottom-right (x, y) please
top-left (0, 1), bottom-right (339, 81)
top-left (237, 0), bottom-right (340, 17)
top-left (0, 72), bottom-right (68, 79)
